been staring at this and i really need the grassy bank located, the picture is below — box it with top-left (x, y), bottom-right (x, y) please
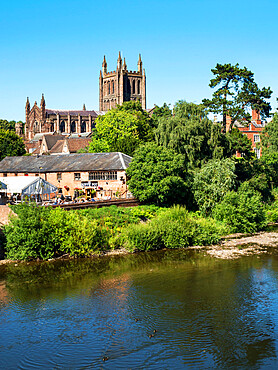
top-left (0, 197), bottom-right (275, 261)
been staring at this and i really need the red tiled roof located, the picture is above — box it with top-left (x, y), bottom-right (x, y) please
top-left (67, 138), bottom-right (91, 153)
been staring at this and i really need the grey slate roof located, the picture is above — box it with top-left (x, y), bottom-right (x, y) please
top-left (45, 109), bottom-right (105, 117)
top-left (0, 153), bottom-right (132, 173)
top-left (44, 135), bottom-right (65, 150)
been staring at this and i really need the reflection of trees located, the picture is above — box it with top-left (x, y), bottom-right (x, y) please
top-left (125, 254), bottom-right (277, 368)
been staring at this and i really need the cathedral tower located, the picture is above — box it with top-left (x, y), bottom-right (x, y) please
top-left (99, 52), bottom-right (146, 111)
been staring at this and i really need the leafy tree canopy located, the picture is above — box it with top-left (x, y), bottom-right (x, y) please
top-left (0, 130), bottom-right (26, 160)
top-left (173, 100), bottom-right (207, 120)
top-left (155, 101), bottom-right (230, 168)
top-left (126, 142), bottom-right (190, 206)
top-left (88, 101), bottom-right (153, 156)
top-left (261, 112), bottom-right (278, 155)
top-left (193, 158), bottom-right (236, 215)
top-left (226, 128), bottom-right (253, 159)
top-left (203, 63), bottom-right (272, 132)
top-left (151, 103), bottom-right (172, 127)
top-left (0, 119), bottom-right (20, 132)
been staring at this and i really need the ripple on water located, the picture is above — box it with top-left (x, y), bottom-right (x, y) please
top-left (1, 253), bottom-right (278, 368)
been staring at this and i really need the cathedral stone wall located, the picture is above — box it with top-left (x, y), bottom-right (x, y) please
top-left (99, 52), bottom-right (146, 111)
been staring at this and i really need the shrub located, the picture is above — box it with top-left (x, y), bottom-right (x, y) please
top-left (212, 189), bottom-right (266, 233)
top-left (123, 206), bottom-right (226, 251)
top-left (5, 204), bottom-right (109, 260)
top-left (122, 222), bottom-right (163, 252)
top-left (192, 216), bottom-right (228, 245)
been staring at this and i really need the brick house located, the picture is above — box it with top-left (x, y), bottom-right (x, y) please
top-left (226, 109), bottom-right (265, 158)
top-left (0, 153), bottom-right (132, 199)
top-left (234, 110), bottom-right (265, 158)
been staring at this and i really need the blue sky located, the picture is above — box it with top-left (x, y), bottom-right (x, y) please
top-left (0, 0), bottom-right (277, 121)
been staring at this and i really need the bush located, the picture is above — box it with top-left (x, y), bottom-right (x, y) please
top-left (123, 206), bottom-right (226, 251)
top-left (122, 222), bottom-right (163, 252)
top-left (212, 188), bottom-right (266, 233)
top-left (4, 204), bottom-right (109, 260)
top-left (264, 187), bottom-right (278, 223)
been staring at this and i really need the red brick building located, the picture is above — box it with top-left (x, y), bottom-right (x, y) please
top-left (226, 109), bottom-right (265, 158)
top-left (235, 110), bottom-right (264, 158)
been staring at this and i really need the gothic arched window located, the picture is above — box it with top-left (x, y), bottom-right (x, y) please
top-left (81, 121), bottom-right (86, 133)
top-left (33, 121), bottom-right (39, 133)
top-left (60, 121), bottom-right (65, 133)
top-left (71, 121), bottom-right (76, 133)
top-left (108, 81), bottom-right (110, 95)
top-left (138, 80), bottom-right (140, 94)
top-left (112, 81), bottom-right (114, 94)
top-left (132, 80), bottom-right (136, 94)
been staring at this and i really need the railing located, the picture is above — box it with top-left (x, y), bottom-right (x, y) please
top-left (45, 198), bottom-right (140, 210)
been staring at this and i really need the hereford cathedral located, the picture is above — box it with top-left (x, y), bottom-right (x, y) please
top-left (20, 53), bottom-right (147, 142)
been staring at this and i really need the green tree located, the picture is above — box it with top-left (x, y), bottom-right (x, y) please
top-left (173, 100), bottom-right (207, 120)
top-left (151, 103), bottom-right (172, 127)
top-left (203, 63), bottom-right (272, 132)
top-left (226, 128), bottom-right (253, 159)
top-left (155, 101), bottom-right (230, 168)
top-left (261, 112), bottom-right (278, 154)
top-left (193, 158), bottom-right (236, 215)
top-left (0, 130), bottom-right (26, 160)
top-left (88, 101), bottom-right (152, 156)
top-left (126, 142), bottom-right (190, 206)
top-left (0, 119), bottom-right (16, 131)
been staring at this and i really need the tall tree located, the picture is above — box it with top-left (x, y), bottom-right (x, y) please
top-left (127, 142), bottom-right (190, 206)
top-left (88, 101), bottom-right (153, 156)
top-left (203, 63), bottom-right (272, 133)
top-left (151, 103), bottom-right (172, 127)
top-left (155, 101), bottom-right (230, 168)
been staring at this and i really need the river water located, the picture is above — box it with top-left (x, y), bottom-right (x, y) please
top-left (1, 250), bottom-right (278, 369)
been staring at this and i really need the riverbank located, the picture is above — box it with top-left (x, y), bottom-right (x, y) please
top-left (1, 230), bottom-right (278, 265)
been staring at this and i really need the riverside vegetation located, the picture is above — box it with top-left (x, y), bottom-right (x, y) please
top-left (1, 191), bottom-right (278, 261)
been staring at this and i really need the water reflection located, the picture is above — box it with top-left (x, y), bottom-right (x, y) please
top-left (1, 251), bottom-right (278, 368)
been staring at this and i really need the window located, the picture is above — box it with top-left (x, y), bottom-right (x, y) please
top-left (3, 173), bottom-right (7, 177)
top-left (89, 171), bottom-right (117, 180)
top-left (57, 173), bottom-right (62, 181)
top-left (254, 134), bottom-right (260, 143)
top-left (71, 121), bottom-right (76, 133)
top-left (74, 173), bottom-right (81, 181)
top-left (81, 121), bottom-right (86, 133)
top-left (249, 124), bottom-right (252, 131)
top-left (112, 81), bottom-right (114, 94)
top-left (133, 80), bottom-right (136, 94)
top-left (58, 188), bottom-right (63, 194)
top-left (138, 80), bottom-right (140, 94)
top-left (254, 148), bottom-right (261, 159)
top-left (60, 120), bottom-right (65, 133)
